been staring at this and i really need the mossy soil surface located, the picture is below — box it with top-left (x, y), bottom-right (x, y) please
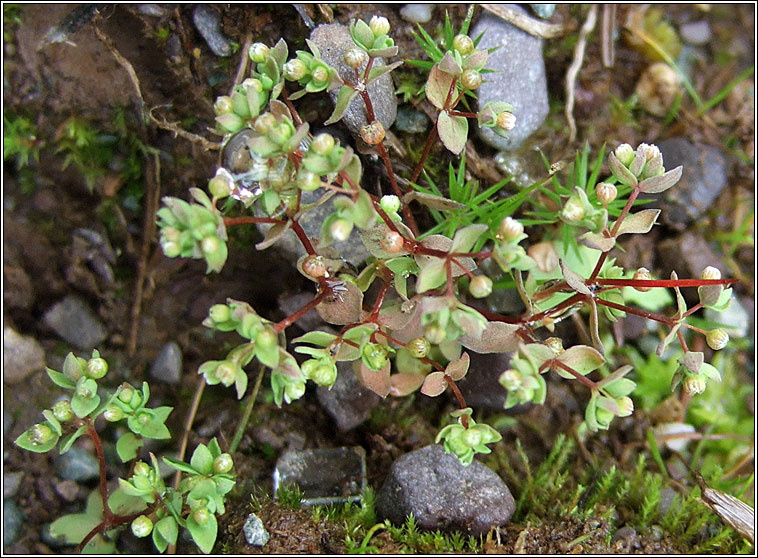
top-left (3, 4), bottom-right (754, 554)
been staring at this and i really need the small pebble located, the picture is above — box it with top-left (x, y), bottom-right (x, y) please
top-left (243, 513), bottom-right (270, 547)
top-left (3, 472), bottom-right (23, 499)
top-left (529, 4), bottom-right (556, 19)
top-left (400, 4), bottom-right (433, 24)
top-left (192, 5), bottom-right (232, 57)
top-left (137, 4), bottom-right (168, 17)
top-left (3, 326), bottom-right (45, 384)
top-left (42, 295), bottom-right (108, 350)
top-left (679, 20), bottom-right (711, 46)
top-left (394, 106), bottom-right (430, 134)
top-left (4, 499), bottom-right (24, 547)
top-left (54, 479), bottom-right (80, 503)
top-left (56, 446), bottom-right (99, 482)
top-left (149, 341), bottom-right (183, 384)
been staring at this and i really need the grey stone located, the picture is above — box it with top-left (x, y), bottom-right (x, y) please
top-left (43, 295), bottom-right (107, 350)
top-left (376, 444), bottom-right (515, 535)
top-left (394, 105), bottom-right (430, 134)
top-left (149, 341), bottom-right (183, 384)
top-left (3, 410), bottom-right (12, 436)
top-left (705, 296), bottom-right (750, 339)
top-left (529, 4), bottom-right (556, 19)
top-left (54, 479), bottom-right (80, 503)
top-left (4, 498), bottom-right (24, 547)
top-left (243, 513), bottom-right (270, 547)
top-left (656, 232), bottom-right (727, 306)
top-left (3, 472), bottom-right (23, 499)
top-left (457, 352), bottom-right (512, 411)
top-left (309, 23), bottom-right (398, 140)
top-left (192, 5), bottom-right (232, 57)
top-left (680, 20), bottom-right (711, 46)
top-left (274, 447), bottom-right (366, 505)
top-left (56, 446), bottom-right (100, 482)
top-left (3, 326), bottom-right (45, 384)
top-left (473, 8), bottom-right (549, 150)
top-left (400, 4), bottom-right (433, 24)
top-left (656, 138), bottom-right (728, 229)
top-left (316, 361), bottom-right (380, 431)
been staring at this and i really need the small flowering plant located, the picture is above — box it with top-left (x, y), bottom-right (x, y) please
top-left (14, 352), bottom-right (235, 554)
top-left (152, 12), bottom-right (737, 470)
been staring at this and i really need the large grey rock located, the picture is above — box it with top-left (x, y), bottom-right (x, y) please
top-left (43, 295), bottom-right (107, 350)
top-left (149, 341), bottom-right (183, 384)
top-left (316, 361), bottom-right (380, 431)
top-left (309, 23), bottom-right (398, 140)
top-left (376, 444), bottom-right (515, 535)
top-left (3, 326), bottom-right (45, 384)
top-left (473, 8), bottom-right (549, 150)
top-left (656, 138), bottom-right (728, 229)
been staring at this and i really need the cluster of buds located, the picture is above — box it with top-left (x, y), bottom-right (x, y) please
top-left (298, 132), bottom-right (356, 191)
top-left (673, 350), bottom-right (723, 396)
top-left (435, 408), bottom-right (502, 466)
top-left (608, 142), bottom-right (684, 195)
top-left (158, 189), bottom-right (228, 273)
top-left (349, 16), bottom-right (397, 57)
top-left (492, 216), bottom-right (535, 274)
top-left (213, 77), bottom-right (269, 134)
top-left (301, 356), bottom-right (338, 387)
top-left (585, 393), bottom-right (634, 431)
top-left (560, 186), bottom-right (608, 233)
top-left (499, 346), bottom-right (547, 408)
top-left (283, 44), bottom-right (339, 95)
top-left (361, 342), bottom-right (395, 371)
top-left (477, 102), bottom-right (516, 138)
top-left (421, 297), bottom-right (488, 346)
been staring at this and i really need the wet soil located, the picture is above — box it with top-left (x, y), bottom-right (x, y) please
top-left (3, 4), bottom-right (754, 555)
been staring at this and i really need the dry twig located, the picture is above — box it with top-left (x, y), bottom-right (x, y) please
top-left (565, 5), bottom-right (597, 143)
top-left (481, 4), bottom-right (567, 39)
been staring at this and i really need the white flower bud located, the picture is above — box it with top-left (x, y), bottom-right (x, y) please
top-left (616, 396), bottom-right (634, 417)
top-left (344, 47), bottom-right (367, 69)
top-left (683, 375), bottom-right (707, 395)
top-left (633, 267), bottom-right (653, 292)
top-left (461, 69), bottom-right (482, 90)
top-left (311, 133), bottom-right (335, 155)
top-left (615, 143), bottom-right (635, 166)
top-left (329, 218), bottom-right (353, 242)
top-left (452, 34), bottom-right (474, 55)
top-left (311, 65), bottom-right (329, 84)
top-left (131, 516), bottom-right (153, 538)
top-left (469, 276), bottom-right (493, 298)
top-left (249, 42), bottom-right (269, 63)
top-left (561, 197), bottom-right (584, 222)
top-left (213, 96), bottom-right (233, 115)
top-left (369, 15), bottom-right (390, 37)
top-left (283, 59), bottom-right (308, 81)
top-left (706, 328), bottom-right (729, 351)
top-left (379, 195), bottom-right (400, 214)
top-left (496, 111), bottom-right (516, 131)
top-left (701, 266), bottom-right (721, 281)
top-left (360, 120), bottom-right (385, 145)
top-left (498, 216), bottom-right (524, 241)
top-left (595, 182), bottom-right (618, 205)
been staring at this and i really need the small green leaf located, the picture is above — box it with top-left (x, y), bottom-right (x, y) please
top-left (324, 85), bottom-right (359, 125)
top-left (436, 111), bottom-right (468, 155)
top-left (416, 257), bottom-right (447, 293)
top-left (638, 166), bottom-right (683, 193)
top-left (49, 512), bottom-right (102, 546)
top-left (366, 61), bottom-right (403, 84)
top-left (155, 516), bottom-right (179, 546)
top-left (108, 487), bottom-right (148, 516)
top-left (402, 190), bottom-right (466, 211)
top-left (603, 377), bottom-right (636, 398)
top-left (438, 51), bottom-right (462, 75)
top-left (608, 151), bottom-right (637, 187)
top-left (699, 362), bottom-right (722, 382)
top-left (46, 367), bottom-right (75, 389)
top-left (235, 368), bottom-right (248, 399)
top-left (425, 64), bottom-right (456, 110)
top-left (71, 393), bottom-right (100, 419)
top-left (293, 331), bottom-right (337, 347)
top-left (116, 432), bottom-right (142, 462)
top-left (59, 425), bottom-right (86, 454)
top-left (555, 345), bottom-right (605, 377)
top-left (15, 427), bottom-right (58, 453)
top-left (163, 456), bottom-right (199, 475)
top-left (191, 443), bottom-right (214, 475)
top-left (187, 513), bottom-right (218, 554)
top-left (450, 224), bottom-right (487, 253)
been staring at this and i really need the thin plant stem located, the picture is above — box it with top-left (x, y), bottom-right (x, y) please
top-left (84, 417), bottom-right (112, 519)
top-left (229, 363), bottom-right (266, 454)
top-left (172, 378), bottom-right (206, 490)
top-left (444, 375), bottom-right (469, 428)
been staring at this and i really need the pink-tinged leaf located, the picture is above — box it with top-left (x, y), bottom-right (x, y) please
top-left (559, 259), bottom-right (591, 295)
top-left (437, 111), bottom-right (468, 155)
top-left (522, 343), bottom-right (554, 369)
top-left (615, 209), bottom-right (661, 236)
top-left (316, 280), bottom-right (364, 325)
top-left (698, 284), bottom-right (723, 307)
top-left (459, 321), bottom-right (520, 353)
top-left (402, 190), bottom-right (465, 211)
top-left (324, 85), bottom-right (359, 125)
top-left (367, 61), bottom-right (404, 85)
top-left (420, 371), bottom-right (447, 397)
top-left (638, 166), bottom-right (683, 194)
top-left (389, 373), bottom-right (425, 396)
top-left (679, 351), bottom-right (704, 374)
top-left (356, 360), bottom-right (391, 398)
top-left (425, 64), bottom-right (456, 110)
top-left (438, 51), bottom-right (462, 75)
top-left (587, 298), bottom-right (604, 354)
top-left (256, 221), bottom-right (292, 250)
top-left (450, 224), bottom-right (488, 253)
top-left (269, 99), bottom-right (290, 121)
top-left (462, 50), bottom-right (487, 71)
top-left (656, 322), bottom-right (681, 357)
top-left (368, 46), bottom-right (399, 58)
top-left (389, 298), bottom-right (425, 344)
top-left (359, 222), bottom-right (414, 259)
top-left (556, 345), bottom-right (605, 375)
top-left (608, 151), bottom-right (638, 187)
top-left (580, 232), bottom-right (616, 252)
top-left (445, 352), bottom-right (470, 381)
top-left (416, 258), bottom-right (447, 293)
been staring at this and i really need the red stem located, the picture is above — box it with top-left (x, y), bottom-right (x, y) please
top-left (223, 216), bottom-right (285, 227)
top-left (444, 375), bottom-right (469, 428)
top-left (290, 219), bottom-right (316, 255)
top-left (447, 111), bottom-right (477, 118)
top-left (594, 278), bottom-right (737, 288)
top-left (588, 187), bottom-right (640, 282)
top-left (594, 298), bottom-right (674, 324)
top-left (410, 125), bottom-right (439, 184)
top-left (274, 289), bottom-right (329, 332)
top-left (84, 417), bottom-right (113, 520)
top-left (552, 360), bottom-right (598, 390)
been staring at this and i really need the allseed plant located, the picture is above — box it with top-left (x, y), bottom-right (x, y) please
top-left (158, 14), bottom-right (736, 465)
top-left (15, 11), bottom-right (739, 554)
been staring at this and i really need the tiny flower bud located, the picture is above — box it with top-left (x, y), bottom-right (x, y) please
top-left (284, 381), bottom-right (306, 402)
top-left (683, 375), bottom-right (707, 395)
top-left (706, 328), bottom-right (729, 351)
top-left (461, 69), bottom-right (482, 90)
top-left (249, 42), bottom-right (269, 63)
top-left (633, 267), bottom-right (653, 292)
top-left (311, 133), bottom-right (335, 155)
top-left (103, 405), bottom-right (124, 422)
top-left (52, 400), bottom-right (74, 422)
top-left (269, 122), bottom-right (294, 145)
top-left (424, 324), bottom-right (446, 345)
top-left (499, 369), bottom-right (521, 390)
top-left (452, 34), bottom-right (474, 55)
top-left (407, 337), bottom-right (431, 359)
top-left (213, 96), bottom-right (233, 115)
top-left (302, 255), bottom-right (327, 278)
top-left (380, 230), bottom-right (404, 253)
top-left (29, 423), bottom-right (54, 445)
top-left (379, 195), bottom-right (400, 214)
top-left (283, 59), bottom-right (308, 81)
top-left (543, 337), bottom-right (564, 356)
top-left (496, 111), bottom-right (516, 131)
top-left (209, 175), bottom-right (234, 199)
top-left (498, 216), bottom-right (524, 241)
top-left (118, 384), bottom-right (135, 404)
top-left (136, 411), bottom-right (151, 426)
top-left (213, 453), bottom-right (234, 474)
top-left (192, 507), bottom-right (211, 525)
top-left (209, 304), bottom-right (231, 324)
top-left (344, 47), bottom-right (367, 69)
top-left (561, 197), bottom-right (585, 222)
top-left (297, 170), bottom-right (322, 192)
top-left (201, 235), bottom-right (221, 255)
top-left (469, 275), bottom-right (493, 298)
top-left (701, 266), bottom-right (721, 281)
top-left (133, 461), bottom-right (151, 477)
top-left (616, 396), bottom-right (634, 417)
top-left (311, 65), bottom-right (329, 84)
top-left (329, 217), bottom-right (354, 242)
top-left (615, 143), bottom-right (635, 166)
top-left (76, 382), bottom-right (94, 399)
top-left (310, 363), bottom-right (337, 387)
top-left (253, 113), bottom-right (276, 135)
top-left (242, 77), bottom-right (264, 93)
top-left (463, 428), bottom-right (483, 447)
top-left (131, 515), bottom-right (153, 538)
top-left (360, 120), bottom-right (385, 145)
top-left (216, 362), bottom-right (237, 387)
top-left (86, 357), bottom-right (108, 379)
top-left (369, 15), bottom-right (390, 37)
top-left (595, 182), bottom-right (618, 205)
top-left (362, 343), bottom-right (391, 371)
top-left (256, 327), bottom-right (278, 349)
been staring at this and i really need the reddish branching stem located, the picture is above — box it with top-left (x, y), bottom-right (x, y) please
top-left (444, 375), bottom-right (470, 428)
top-left (274, 288), bottom-right (329, 333)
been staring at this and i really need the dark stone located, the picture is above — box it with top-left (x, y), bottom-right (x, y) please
top-left (656, 138), bottom-right (728, 229)
top-left (656, 231), bottom-right (727, 305)
top-left (43, 295), bottom-right (107, 350)
top-left (3, 326), bottom-right (45, 384)
top-left (149, 341), bottom-right (183, 384)
top-left (376, 444), bottom-right (515, 535)
top-left (56, 446), bottom-right (99, 482)
top-left (316, 361), bottom-right (380, 431)
top-left (457, 352), bottom-right (511, 411)
top-left (4, 499), bottom-right (24, 547)
top-left (192, 5), bottom-right (232, 57)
